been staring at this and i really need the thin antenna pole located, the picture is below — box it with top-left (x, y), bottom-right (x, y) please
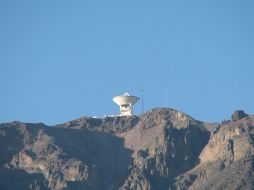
top-left (165, 88), bottom-right (168, 107)
top-left (139, 88), bottom-right (144, 114)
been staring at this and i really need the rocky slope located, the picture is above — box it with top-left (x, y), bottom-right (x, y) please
top-left (0, 108), bottom-right (253, 190)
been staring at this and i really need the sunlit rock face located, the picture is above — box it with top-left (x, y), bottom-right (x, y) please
top-left (0, 108), bottom-right (254, 190)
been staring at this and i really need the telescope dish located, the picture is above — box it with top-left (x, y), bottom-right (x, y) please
top-left (113, 92), bottom-right (140, 116)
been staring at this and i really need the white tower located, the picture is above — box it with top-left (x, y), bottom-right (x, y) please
top-left (113, 92), bottom-right (140, 116)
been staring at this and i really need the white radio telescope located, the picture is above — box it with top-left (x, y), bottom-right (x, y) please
top-left (113, 92), bottom-right (140, 116)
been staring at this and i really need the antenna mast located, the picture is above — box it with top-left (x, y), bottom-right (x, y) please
top-left (165, 88), bottom-right (168, 107)
top-left (140, 88), bottom-right (144, 114)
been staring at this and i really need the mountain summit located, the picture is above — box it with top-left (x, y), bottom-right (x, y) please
top-left (0, 108), bottom-right (253, 190)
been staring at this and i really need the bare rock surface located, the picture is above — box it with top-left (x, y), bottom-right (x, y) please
top-left (0, 122), bottom-right (132, 190)
top-left (176, 115), bottom-right (254, 190)
top-left (231, 110), bottom-right (249, 121)
top-left (0, 108), bottom-right (253, 190)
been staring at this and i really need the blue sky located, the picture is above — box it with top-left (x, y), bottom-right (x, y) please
top-left (0, 0), bottom-right (253, 125)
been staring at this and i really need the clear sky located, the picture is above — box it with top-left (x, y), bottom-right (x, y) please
top-left (0, 0), bottom-right (253, 125)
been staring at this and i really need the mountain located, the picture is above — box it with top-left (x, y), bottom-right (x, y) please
top-left (0, 108), bottom-right (253, 190)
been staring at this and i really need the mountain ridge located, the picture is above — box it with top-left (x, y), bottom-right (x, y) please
top-left (0, 108), bottom-right (253, 190)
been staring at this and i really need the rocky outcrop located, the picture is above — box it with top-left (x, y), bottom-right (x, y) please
top-left (0, 122), bottom-right (132, 190)
top-left (176, 114), bottom-right (254, 190)
top-left (231, 110), bottom-right (249, 121)
top-left (0, 108), bottom-right (253, 190)
top-left (120, 109), bottom-right (210, 190)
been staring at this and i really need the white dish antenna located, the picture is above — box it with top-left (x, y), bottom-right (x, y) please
top-left (113, 92), bottom-right (140, 116)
